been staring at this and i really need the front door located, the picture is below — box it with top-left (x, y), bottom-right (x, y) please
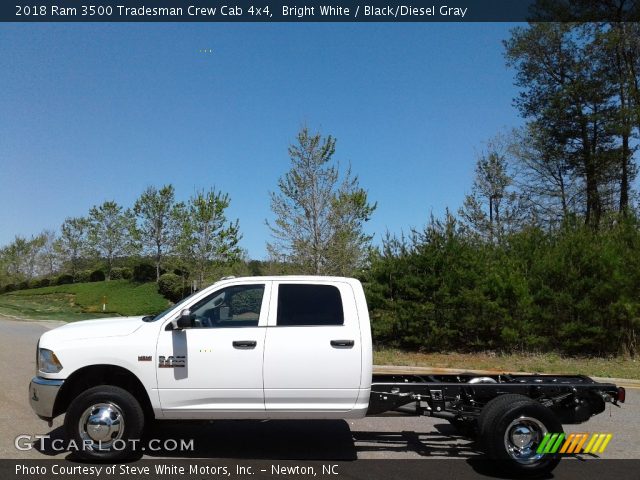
top-left (156, 282), bottom-right (270, 418)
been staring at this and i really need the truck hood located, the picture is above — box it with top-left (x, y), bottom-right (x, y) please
top-left (41, 316), bottom-right (144, 342)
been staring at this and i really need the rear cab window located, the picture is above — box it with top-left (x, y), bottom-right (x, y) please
top-left (276, 284), bottom-right (344, 326)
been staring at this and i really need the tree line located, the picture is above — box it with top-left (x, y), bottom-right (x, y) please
top-left (0, 188), bottom-right (241, 292)
top-left (0, 127), bottom-right (375, 297)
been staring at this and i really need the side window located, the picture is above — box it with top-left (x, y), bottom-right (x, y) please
top-left (190, 284), bottom-right (265, 328)
top-left (277, 284), bottom-right (344, 326)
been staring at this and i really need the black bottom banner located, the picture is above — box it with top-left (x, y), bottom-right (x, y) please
top-left (3, 459), bottom-right (640, 480)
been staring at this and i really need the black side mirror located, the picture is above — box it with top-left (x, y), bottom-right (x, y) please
top-left (176, 309), bottom-right (194, 329)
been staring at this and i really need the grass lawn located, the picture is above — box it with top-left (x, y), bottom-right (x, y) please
top-left (0, 280), bottom-right (170, 321)
top-left (374, 348), bottom-right (639, 380)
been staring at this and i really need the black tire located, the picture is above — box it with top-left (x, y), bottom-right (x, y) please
top-left (478, 394), bottom-right (533, 438)
top-left (64, 385), bottom-right (145, 461)
top-left (480, 395), bottom-right (563, 476)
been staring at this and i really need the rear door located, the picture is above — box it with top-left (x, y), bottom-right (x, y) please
top-left (263, 281), bottom-right (362, 414)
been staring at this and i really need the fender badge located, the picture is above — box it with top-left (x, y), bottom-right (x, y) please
top-left (158, 355), bottom-right (186, 368)
top-left (137, 355), bottom-right (152, 362)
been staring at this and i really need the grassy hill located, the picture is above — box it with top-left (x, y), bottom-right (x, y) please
top-left (0, 280), bottom-right (170, 321)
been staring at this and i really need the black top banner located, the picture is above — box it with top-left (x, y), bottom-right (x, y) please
top-left (4, 0), bottom-right (640, 22)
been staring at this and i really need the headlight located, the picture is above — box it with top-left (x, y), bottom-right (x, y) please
top-left (38, 348), bottom-right (63, 373)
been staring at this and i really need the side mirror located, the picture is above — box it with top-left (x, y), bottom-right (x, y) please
top-left (174, 309), bottom-right (193, 329)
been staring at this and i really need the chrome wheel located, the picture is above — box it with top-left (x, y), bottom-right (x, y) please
top-left (503, 415), bottom-right (547, 464)
top-left (78, 402), bottom-right (125, 450)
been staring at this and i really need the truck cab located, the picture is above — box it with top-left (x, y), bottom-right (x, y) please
top-left (153, 276), bottom-right (372, 418)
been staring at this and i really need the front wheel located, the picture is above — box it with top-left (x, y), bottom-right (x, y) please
top-left (64, 385), bottom-right (145, 460)
top-left (480, 396), bottom-right (563, 476)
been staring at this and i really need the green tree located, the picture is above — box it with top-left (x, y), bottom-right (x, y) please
top-left (134, 185), bottom-right (182, 282)
top-left (267, 127), bottom-right (376, 275)
top-left (460, 140), bottom-right (523, 242)
top-left (0, 234), bottom-right (48, 283)
top-left (24, 233), bottom-right (46, 279)
top-left (509, 124), bottom-right (579, 225)
top-left (58, 217), bottom-right (89, 280)
top-left (505, 22), bottom-right (619, 228)
top-left (590, 21), bottom-right (640, 213)
top-left (176, 189), bottom-right (241, 287)
top-left (38, 229), bottom-right (59, 277)
top-left (0, 236), bottom-right (30, 282)
top-left (87, 201), bottom-right (139, 280)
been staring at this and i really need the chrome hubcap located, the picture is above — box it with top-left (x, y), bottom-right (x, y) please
top-left (511, 425), bottom-right (534, 448)
top-left (503, 416), bottom-right (547, 464)
top-left (78, 402), bottom-right (125, 449)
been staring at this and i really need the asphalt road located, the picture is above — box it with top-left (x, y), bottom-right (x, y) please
top-left (1, 316), bottom-right (637, 463)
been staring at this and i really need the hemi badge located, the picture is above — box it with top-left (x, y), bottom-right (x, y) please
top-left (138, 356), bottom-right (152, 362)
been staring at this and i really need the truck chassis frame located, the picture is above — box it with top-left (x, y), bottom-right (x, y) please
top-left (368, 373), bottom-right (624, 421)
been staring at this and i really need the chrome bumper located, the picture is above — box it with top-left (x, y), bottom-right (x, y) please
top-left (29, 377), bottom-right (64, 420)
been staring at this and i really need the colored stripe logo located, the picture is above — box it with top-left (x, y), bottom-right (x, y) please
top-left (537, 433), bottom-right (613, 455)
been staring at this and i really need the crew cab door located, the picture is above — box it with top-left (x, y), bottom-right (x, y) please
top-left (263, 281), bottom-right (362, 414)
top-left (156, 282), bottom-right (271, 418)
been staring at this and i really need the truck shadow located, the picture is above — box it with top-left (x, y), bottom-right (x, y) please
top-left (31, 420), bottom-right (357, 460)
top-left (352, 422), bottom-right (482, 458)
top-left (144, 420), bottom-right (358, 460)
top-left (32, 420), bottom-right (484, 461)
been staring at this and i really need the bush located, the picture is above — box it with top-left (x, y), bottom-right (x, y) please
top-left (2, 284), bottom-right (17, 293)
top-left (18, 281), bottom-right (29, 291)
top-left (158, 273), bottom-right (188, 303)
top-left (133, 262), bottom-right (156, 283)
top-left (89, 270), bottom-right (106, 282)
top-left (110, 267), bottom-right (132, 280)
top-left (30, 278), bottom-right (51, 289)
top-left (76, 270), bottom-right (92, 283)
top-left (56, 274), bottom-right (74, 285)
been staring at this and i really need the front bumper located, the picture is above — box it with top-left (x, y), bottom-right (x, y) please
top-left (29, 376), bottom-right (64, 420)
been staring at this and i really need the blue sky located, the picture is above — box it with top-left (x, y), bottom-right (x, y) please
top-left (1, 23), bottom-right (523, 259)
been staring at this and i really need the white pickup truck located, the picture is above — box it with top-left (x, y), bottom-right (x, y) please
top-left (29, 276), bottom-right (624, 475)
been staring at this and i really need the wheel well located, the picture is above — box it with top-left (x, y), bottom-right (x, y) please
top-left (53, 365), bottom-right (154, 421)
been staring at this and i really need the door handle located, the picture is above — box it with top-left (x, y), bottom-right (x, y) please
top-left (330, 339), bottom-right (354, 348)
top-left (233, 340), bottom-right (257, 349)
